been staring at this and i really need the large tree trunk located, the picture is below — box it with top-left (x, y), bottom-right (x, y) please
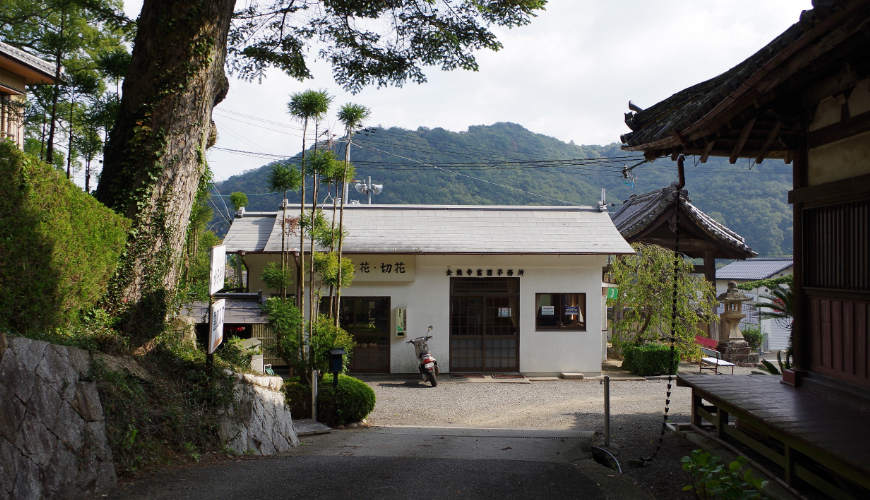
top-left (95, 0), bottom-right (235, 340)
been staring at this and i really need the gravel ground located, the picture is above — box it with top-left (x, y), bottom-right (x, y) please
top-left (362, 363), bottom-right (772, 500)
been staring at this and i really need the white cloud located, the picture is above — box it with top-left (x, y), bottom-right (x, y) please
top-left (119, 0), bottom-right (812, 182)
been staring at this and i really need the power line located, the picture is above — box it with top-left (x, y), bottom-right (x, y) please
top-left (350, 140), bottom-right (580, 205)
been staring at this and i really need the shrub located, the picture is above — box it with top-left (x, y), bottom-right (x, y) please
top-left (92, 334), bottom-right (238, 475)
top-left (317, 374), bottom-right (376, 425)
top-left (739, 324), bottom-right (764, 351)
top-left (284, 374), bottom-right (376, 426)
top-left (0, 141), bottom-right (128, 334)
top-left (264, 298), bottom-right (354, 383)
top-left (682, 449), bottom-right (767, 499)
top-left (622, 342), bottom-right (679, 376)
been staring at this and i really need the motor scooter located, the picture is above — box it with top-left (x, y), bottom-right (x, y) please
top-left (407, 326), bottom-right (439, 387)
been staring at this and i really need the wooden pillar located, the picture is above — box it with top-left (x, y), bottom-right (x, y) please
top-left (716, 408), bottom-right (729, 441)
top-left (704, 251), bottom-right (716, 284)
top-left (691, 392), bottom-right (702, 427)
top-left (792, 129), bottom-right (808, 372)
top-left (704, 251), bottom-right (721, 341)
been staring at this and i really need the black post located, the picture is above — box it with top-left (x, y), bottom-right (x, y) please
top-left (604, 375), bottom-right (611, 446)
top-left (207, 295), bottom-right (214, 372)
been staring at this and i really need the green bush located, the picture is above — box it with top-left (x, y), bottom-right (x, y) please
top-left (284, 374), bottom-right (376, 426)
top-left (622, 342), bottom-right (679, 376)
top-left (0, 141), bottom-right (128, 334)
top-left (739, 324), bottom-right (764, 351)
top-left (263, 298), bottom-right (355, 383)
top-left (682, 449), bottom-right (767, 499)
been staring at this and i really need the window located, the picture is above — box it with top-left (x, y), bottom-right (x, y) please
top-left (535, 293), bottom-right (586, 330)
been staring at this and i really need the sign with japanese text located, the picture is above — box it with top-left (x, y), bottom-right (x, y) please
top-left (209, 299), bottom-right (226, 354)
top-left (209, 245), bottom-right (227, 296)
top-left (396, 307), bottom-right (407, 337)
top-left (565, 306), bottom-right (579, 315)
top-left (499, 307), bottom-right (511, 318)
top-left (349, 255), bottom-right (415, 282)
top-left (541, 306), bottom-right (555, 316)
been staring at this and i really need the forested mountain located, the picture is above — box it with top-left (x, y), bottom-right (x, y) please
top-left (213, 122), bottom-right (793, 257)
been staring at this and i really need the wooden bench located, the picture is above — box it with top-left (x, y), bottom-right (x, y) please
top-left (695, 335), bottom-right (735, 375)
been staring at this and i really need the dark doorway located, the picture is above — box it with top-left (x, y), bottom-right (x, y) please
top-left (450, 278), bottom-right (520, 372)
top-left (335, 296), bottom-right (391, 373)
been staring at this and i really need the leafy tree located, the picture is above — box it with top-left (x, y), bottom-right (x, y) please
top-left (608, 243), bottom-right (718, 359)
top-left (1, 0), bottom-right (130, 165)
top-left (286, 89), bottom-right (332, 354)
top-left (229, 191), bottom-right (249, 212)
top-left (333, 102), bottom-right (370, 321)
top-left (71, 117), bottom-right (102, 192)
top-left (87, 0), bottom-right (543, 342)
top-left (263, 297), bottom-right (354, 385)
top-left (749, 276), bottom-right (795, 374)
top-left (267, 163), bottom-right (302, 298)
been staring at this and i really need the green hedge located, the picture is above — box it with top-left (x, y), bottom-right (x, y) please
top-left (284, 374), bottom-right (376, 426)
top-left (622, 342), bottom-right (679, 376)
top-left (0, 141), bottom-right (128, 333)
top-left (740, 324), bottom-right (764, 351)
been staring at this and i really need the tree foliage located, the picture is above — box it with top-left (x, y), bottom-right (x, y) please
top-left (228, 0), bottom-right (547, 93)
top-left (229, 191), bottom-right (249, 212)
top-left (3, 0), bottom-right (132, 176)
top-left (608, 243), bottom-right (717, 359)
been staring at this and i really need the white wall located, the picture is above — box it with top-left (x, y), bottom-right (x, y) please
top-left (244, 252), bottom-right (607, 375)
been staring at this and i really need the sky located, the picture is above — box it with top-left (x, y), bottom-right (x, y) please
top-left (118, 0), bottom-right (813, 186)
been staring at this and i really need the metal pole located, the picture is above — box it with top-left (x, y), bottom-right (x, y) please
top-left (206, 295), bottom-right (214, 372)
top-left (367, 176), bottom-right (372, 204)
top-left (312, 370), bottom-right (318, 422)
top-left (604, 375), bottom-right (610, 446)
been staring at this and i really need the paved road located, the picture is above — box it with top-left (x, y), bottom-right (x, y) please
top-left (106, 426), bottom-right (654, 500)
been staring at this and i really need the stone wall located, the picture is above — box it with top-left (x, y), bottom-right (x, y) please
top-left (220, 371), bottom-right (299, 455)
top-left (0, 335), bottom-right (116, 500)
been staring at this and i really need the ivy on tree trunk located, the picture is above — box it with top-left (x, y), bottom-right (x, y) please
top-left (95, 0), bottom-right (235, 340)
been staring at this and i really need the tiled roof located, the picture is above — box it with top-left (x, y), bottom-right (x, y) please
top-left (0, 41), bottom-right (57, 82)
top-left (610, 186), bottom-right (756, 258)
top-left (223, 205), bottom-right (634, 255)
top-left (619, 1), bottom-right (842, 150)
top-left (716, 258), bottom-right (793, 281)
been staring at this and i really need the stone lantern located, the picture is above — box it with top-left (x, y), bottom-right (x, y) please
top-left (715, 281), bottom-right (758, 365)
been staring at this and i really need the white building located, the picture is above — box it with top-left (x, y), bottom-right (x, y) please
top-left (715, 257), bottom-right (794, 351)
top-left (222, 205), bottom-right (633, 376)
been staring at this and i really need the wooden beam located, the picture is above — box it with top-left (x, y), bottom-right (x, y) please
top-left (807, 111), bottom-right (870, 149)
top-left (700, 140), bottom-right (716, 163)
top-left (756, 121), bottom-right (783, 163)
top-left (788, 172), bottom-right (870, 206)
top-left (730, 118), bottom-right (756, 164)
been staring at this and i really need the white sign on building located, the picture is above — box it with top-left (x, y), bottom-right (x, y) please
top-left (209, 299), bottom-right (226, 354)
top-left (349, 255), bottom-right (415, 281)
top-left (209, 245), bottom-right (227, 296)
